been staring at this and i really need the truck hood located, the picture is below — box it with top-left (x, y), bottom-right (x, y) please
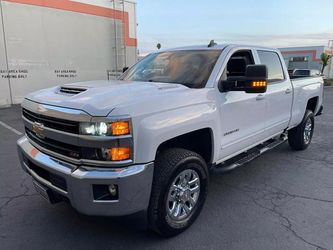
top-left (25, 80), bottom-right (197, 116)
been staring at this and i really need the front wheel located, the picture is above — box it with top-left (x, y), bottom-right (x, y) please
top-left (148, 148), bottom-right (209, 237)
top-left (288, 110), bottom-right (314, 150)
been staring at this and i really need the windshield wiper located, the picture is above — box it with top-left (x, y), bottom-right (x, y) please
top-left (146, 79), bottom-right (192, 88)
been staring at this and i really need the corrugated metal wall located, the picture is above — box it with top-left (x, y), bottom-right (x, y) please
top-left (0, 0), bottom-right (137, 106)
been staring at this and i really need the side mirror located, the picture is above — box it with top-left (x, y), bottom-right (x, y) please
top-left (219, 65), bottom-right (268, 93)
top-left (122, 66), bottom-right (129, 73)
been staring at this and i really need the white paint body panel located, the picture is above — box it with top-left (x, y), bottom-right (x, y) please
top-left (23, 44), bottom-right (324, 165)
top-left (289, 77), bottom-right (324, 128)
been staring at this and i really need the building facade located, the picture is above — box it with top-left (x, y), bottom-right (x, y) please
top-left (0, 0), bottom-right (137, 107)
top-left (279, 45), bottom-right (333, 78)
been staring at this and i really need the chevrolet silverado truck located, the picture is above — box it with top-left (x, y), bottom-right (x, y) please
top-left (17, 44), bottom-right (324, 236)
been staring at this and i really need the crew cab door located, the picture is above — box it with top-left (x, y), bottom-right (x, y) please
top-left (256, 50), bottom-right (293, 137)
top-left (217, 49), bottom-right (267, 160)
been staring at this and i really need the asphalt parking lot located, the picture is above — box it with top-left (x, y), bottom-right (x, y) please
top-left (0, 89), bottom-right (332, 250)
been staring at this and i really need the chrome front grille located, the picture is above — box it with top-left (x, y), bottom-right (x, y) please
top-left (23, 108), bottom-right (79, 134)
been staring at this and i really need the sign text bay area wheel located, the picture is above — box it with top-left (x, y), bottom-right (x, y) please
top-left (288, 110), bottom-right (315, 150)
top-left (148, 148), bottom-right (209, 237)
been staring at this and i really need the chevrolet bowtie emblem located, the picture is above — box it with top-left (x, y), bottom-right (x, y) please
top-left (32, 122), bottom-right (45, 139)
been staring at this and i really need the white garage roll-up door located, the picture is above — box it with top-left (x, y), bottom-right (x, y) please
top-left (0, 0), bottom-right (137, 106)
top-left (0, 2), bottom-right (12, 107)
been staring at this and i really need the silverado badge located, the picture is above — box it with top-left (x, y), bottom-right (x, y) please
top-left (32, 122), bottom-right (45, 139)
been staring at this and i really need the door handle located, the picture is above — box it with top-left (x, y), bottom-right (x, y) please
top-left (285, 88), bottom-right (292, 94)
top-left (256, 94), bottom-right (265, 101)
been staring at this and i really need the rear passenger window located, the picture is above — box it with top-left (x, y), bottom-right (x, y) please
top-left (257, 51), bottom-right (284, 82)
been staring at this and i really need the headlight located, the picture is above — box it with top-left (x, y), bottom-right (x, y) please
top-left (79, 119), bottom-right (132, 162)
top-left (80, 121), bottom-right (130, 136)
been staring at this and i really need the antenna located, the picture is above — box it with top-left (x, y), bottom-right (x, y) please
top-left (208, 40), bottom-right (217, 47)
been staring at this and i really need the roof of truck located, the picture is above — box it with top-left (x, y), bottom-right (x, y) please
top-left (155, 44), bottom-right (278, 53)
top-left (167, 44), bottom-right (228, 50)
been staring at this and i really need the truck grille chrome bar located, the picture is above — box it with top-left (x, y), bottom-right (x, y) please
top-left (23, 108), bottom-right (79, 134)
top-left (26, 128), bottom-right (81, 159)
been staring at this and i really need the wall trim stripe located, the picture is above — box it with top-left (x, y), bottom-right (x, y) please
top-left (3, 0), bottom-right (137, 46)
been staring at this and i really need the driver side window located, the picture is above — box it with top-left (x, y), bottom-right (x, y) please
top-left (221, 50), bottom-right (255, 81)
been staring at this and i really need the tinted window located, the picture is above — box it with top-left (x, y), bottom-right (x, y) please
top-left (293, 70), bottom-right (310, 76)
top-left (257, 51), bottom-right (284, 82)
top-left (226, 50), bottom-right (254, 78)
top-left (120, 50), bottom-right (222, 88)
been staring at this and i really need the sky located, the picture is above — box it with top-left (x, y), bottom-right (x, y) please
top-left (136, 0), bottom-right (333, 54)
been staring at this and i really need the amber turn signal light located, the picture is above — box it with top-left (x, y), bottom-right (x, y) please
top-left (112, 121), bottom-right (130, 136)
top-left (252, 81), bottom-right (267, 87)
top-left (110, 147), bottom-right (131, 161)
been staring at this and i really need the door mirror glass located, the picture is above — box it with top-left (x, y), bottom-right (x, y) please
top-left (219, 65), bottom-right (268, 93)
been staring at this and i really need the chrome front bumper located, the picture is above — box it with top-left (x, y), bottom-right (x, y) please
top-left (17, 136), bottom-right (154, 216)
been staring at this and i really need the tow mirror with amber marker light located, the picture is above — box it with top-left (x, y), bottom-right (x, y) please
top-left (244, 65), bottom-right (268, 93)
top-left (219, 65), bottom-right (268, 94)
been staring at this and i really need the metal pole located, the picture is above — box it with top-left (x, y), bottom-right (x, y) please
top-left (329, 40), bottom-right (333, 78)
top-left (111, 0), bottom-right (118, 78)
top-left (0, 1), bottom-right (13, 105)
top-left (122, 0), bottom-right (127, 68)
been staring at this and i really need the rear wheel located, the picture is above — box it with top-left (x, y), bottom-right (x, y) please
top-left (288, 110), bottom-right (314, 150)
top-left (148, 148), bottom-right (209, 237)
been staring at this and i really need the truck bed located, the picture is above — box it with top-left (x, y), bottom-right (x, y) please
top-left (288, 76), bottom-right (324, 128)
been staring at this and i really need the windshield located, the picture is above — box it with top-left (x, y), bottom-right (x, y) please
top-left (120, 50), bottom-right (222, 88)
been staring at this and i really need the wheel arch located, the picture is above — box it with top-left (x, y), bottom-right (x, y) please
top-left (306, 96), bottom-right (319, 113)
top-left (132, 103), bottom-right (219, 164)
top-left (155, 128), bottom-right (214, 164)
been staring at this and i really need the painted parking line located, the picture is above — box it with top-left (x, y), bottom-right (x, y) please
top-left (0, 121), bottom-right (23, 136)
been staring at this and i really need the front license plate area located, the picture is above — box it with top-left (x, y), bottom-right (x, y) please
top-left (32, 179), bottom-right (61, 204)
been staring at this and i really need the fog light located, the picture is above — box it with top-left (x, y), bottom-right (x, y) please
top-left (109, 184), bottom-right (118, 196)
top-left (93, 184), bottom-right (118, 201)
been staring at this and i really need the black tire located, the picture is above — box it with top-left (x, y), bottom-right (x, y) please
top-left (288, 110), bottom-right (314, 150)
top-left (148, 148), bottom-right (209, 237)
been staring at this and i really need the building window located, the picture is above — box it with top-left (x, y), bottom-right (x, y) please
top-left (289, 56), bottom-right (308, 62)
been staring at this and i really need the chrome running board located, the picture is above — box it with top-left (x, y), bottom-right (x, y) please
top-left (211, 134), bottom-right (288, 173)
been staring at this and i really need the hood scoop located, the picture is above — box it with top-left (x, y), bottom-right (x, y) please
top-left (57, 86), bottom-right (87, 95)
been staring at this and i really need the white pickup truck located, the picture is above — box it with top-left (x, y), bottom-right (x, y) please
top-left (17, 44), bottom-right (324, 237)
